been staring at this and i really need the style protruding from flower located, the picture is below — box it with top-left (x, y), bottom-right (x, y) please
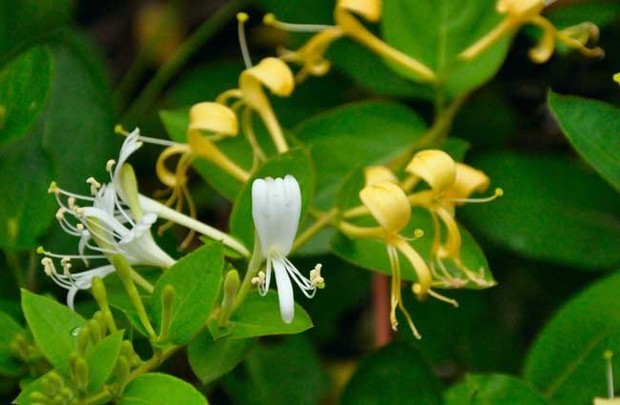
top-left (251, 175), bottom-right (323, 324)
top-left (264, 0), bottom-right (435, 83)
top-left (460, 0), bottom-right (603, 63)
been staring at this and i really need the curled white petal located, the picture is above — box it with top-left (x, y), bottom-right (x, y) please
top-left (272, 257), bottom-right (295, 324)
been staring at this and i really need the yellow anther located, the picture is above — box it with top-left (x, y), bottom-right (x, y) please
top-left (106, 160), bottom-right (116, 172)
top-left (48, 181), bottom-right (59, 194)
top-left (237, 12), bottom-right (249, 23)
top-left (114, 124), bottom-right (130, 136)
top-left (614, 73), bottom-right (620, 85)
top-left (56, 208), bottom-right (66, 220)
top-left (310, 264), bottom-right (325, 289)
top-left (414, 229), bottom-right (424, 238)
top-left (86, 177), bottom-right (101, 195)
top-left (263, 13), bottom-right (276, 25)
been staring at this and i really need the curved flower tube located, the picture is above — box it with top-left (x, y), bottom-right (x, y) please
top-left (460, 0), bottom-right (603, 63)
top-left (265, 0), bottom-right (435, 82)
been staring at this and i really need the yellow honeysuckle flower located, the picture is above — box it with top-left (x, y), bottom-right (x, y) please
top-left (358, 181), bottom-right (429, 339)
top-left (154, 102), bottom-right (249, 243)
top-left (264, 0), bottom-right (435, 83)
top-left (405, 150), bottom-right (501, 288)
top-left (461, 0), bottom-right (603, 64)
top-left (216, 16), bottom-right (295, 155)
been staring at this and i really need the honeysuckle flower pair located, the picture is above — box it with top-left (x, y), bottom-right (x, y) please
top-left (43, 129), bottom-right (250, 308)
top-left (461, 0), bottom-right (603, 63)
top-left (265, 0), bottom-right (435, 83)
top-left (251, 175), bottom-right (324, 324)
top-left (404, 150), bottom-right (501, 288)
top-left (42, 130), bottom-right (175, 308)
top-left (341, 150), bottom-right (500, 338)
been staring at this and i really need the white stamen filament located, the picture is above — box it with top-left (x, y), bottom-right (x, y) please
top-left (449, 188), bottom-right (504, 204)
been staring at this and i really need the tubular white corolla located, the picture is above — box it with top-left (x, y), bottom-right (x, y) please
top-left (251, 175), bottom-right (322, 323)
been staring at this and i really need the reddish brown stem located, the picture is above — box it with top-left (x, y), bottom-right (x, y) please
top-left (372, 273), bottom-right (392, 348)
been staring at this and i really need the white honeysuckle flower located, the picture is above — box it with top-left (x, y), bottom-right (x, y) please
top-left (42, 130), bottom-right (176, 309)
top-left (251, 175), bottom-right (323, 324)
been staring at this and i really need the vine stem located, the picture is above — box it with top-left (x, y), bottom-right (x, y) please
top-left (122, 0), bottom-right (252, 123)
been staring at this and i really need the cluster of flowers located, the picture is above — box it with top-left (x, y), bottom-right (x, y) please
top-left (39, 0), bottom-right (601, 334)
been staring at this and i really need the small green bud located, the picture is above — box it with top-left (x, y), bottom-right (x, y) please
top-left (218, 269), bottom-right (240, 326)
top-left (114, 356), bottom-right (131, 385)
top-left (69, 354), bottom-right (89, 392)
top-left (88, 318), bottom-right (103, 343)
top-left (77, 327), bottom-right (91, 355)
top-left (29, 391), bottom-right (52, 404)
top-left (157, 284), bottom-right (176, 343)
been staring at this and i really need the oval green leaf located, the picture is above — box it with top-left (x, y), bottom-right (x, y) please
top-left (381, 0), bottom-right (510, 97)
top-left (120, 373), bottom-right (207, 405)
top-left (151, 241), bottom-right (224, 345)
top-left (188, 330), bottom-right (254, 384)
top-left (445, 374), bottom-right (550, 405)
top-left (341, 343), bottom-right (442, 404)
top-left (210, 292), bottom-right (313, 339)
top-left (0, 46), bottom-right (52, 144)
top-left (293, 100), bottom-right (426, 209)
top-left (524, 271), bottom-right (620, 404)
top-left (548, 91), bottom-right (620, 191)
top-left (21, 290), bottom-right (86, 369)
top-left (461, 152), bottom-right (620, 269)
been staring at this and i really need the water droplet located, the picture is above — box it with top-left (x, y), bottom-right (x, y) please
top-left (70, 327), bottom-right (81, 336)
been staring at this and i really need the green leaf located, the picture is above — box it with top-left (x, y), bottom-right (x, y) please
top-left (210, 292), bottom-right (313, 339)
top-left (327, 39), bottom-right (434, 99)
top-left (229, 147), bottom-right (314, 249)
top-left (381, 0), bottom-right (510, 97)
top-left (341, 343), bottom-right (442, 404)
top-left (293, 101), bottom-right (426, 209)
top-left (21, 290), bottom-right (86, 369)
top-left (548, 91), bottom-right (620, 191)
top-left (331, 169), bottom-right (494, 288)
top-left (461, 152), bottom-right (620, 269)
top-left (0, 46), bottom-right (52, 144)
top-left (524, 271), bottom-right (620, 404)
top-left (444, 374), bottom-right (550, 405)
top-left (0, 311), bottom-right (23, 376)
top-left (119, 373), bottom-right (207, 405)
top-left (223, 335), bottom-right (330, 405)
top-left (151, 242), bottom-right (224, 345)
top-left (188, 329), bottom-right (254, 384)
top-left (0, 131), bottom-right (55, 249)
top-left (86, 331), bottom-right (124, 392)
top-left (0, 38), bottom-right (116, 250)
top-left (0, 0), bottom-right (72, 59)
